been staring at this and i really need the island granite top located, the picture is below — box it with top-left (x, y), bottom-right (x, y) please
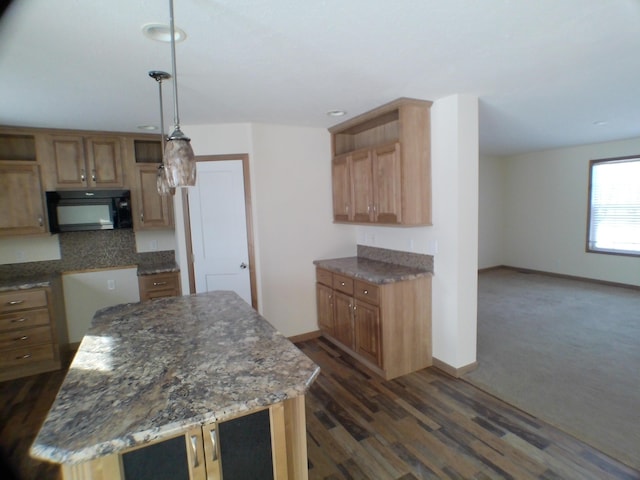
top-left (314, 256), bottom-right (432, 284)
top-left (30, 291), bottom-right (320, 465)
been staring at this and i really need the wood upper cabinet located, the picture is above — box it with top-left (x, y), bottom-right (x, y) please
top-left (329, 98), bottom-right (431, 226)
top-left (0, 131), bottom-right (47, 236)
top-left (315, 266), bottom-right (432, 379)
top-left (331, 154), bottom-right (351, 222)
top-left (0, 162), bottom-right (47, 236)
top-left (133, 164), bottom-right (174, 230)
top-left (44, 134), bottom-right (124, 189)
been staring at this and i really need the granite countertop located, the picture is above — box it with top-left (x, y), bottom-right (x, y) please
top-left (0, 274), bottom-right (58, 292)
top-left (30, 291), bottom-right (320, 465)
top-left (314, 256), bottom-right (432, 284)
top-left (136, 261), bottom-right (180, 276)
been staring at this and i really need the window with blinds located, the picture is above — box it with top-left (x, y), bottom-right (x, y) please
top-left (587, 156), bottom-right (640, 256)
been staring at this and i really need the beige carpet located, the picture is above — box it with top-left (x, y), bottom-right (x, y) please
top-left (465, 268), bottom-right (640, 470)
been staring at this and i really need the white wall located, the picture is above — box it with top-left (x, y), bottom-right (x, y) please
top-left (0, 235), bottom-right (60, 264)
top-left (175, 122), bottom-right (356, 336)
top-left (503, 137), bottom-right (640, 286)
top-left (62, 267), bottom-right (139, 343)
top-left (478, 155), bottom-right (505, 269)
top-left (251, 124), bottom-right (356, 336)
top-left (356, 94), bottom-right (479, 370)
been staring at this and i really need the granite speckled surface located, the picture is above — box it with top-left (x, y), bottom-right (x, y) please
top-left (0, 274), bottom-right (57, 292)
top-left (314, 247), bottom-right (432, 284)
top-left (0, 230), bottom-right (177, 284)
top-left (357, 245), bottom-right (434, 272)
top-left (30, 291), bottom-right (319, 466)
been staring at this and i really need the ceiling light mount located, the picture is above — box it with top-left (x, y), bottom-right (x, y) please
top-left (142, 23), bottom-right (187, 43)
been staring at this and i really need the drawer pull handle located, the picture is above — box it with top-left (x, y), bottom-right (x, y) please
top-left (153, 281), bottom-right (168, 286)
top-left (190, 434), bottom-right (200, 468)
top-left (11, 317), bottom-right (27, 323)
top-left (7, 300), bottom-right (25, 306)
top-left (209, 429), bottom-right (218, 461)
top-left (15, 336), bottom-right (29, 341)
top-left (16, 353), bottom-right (32, 360)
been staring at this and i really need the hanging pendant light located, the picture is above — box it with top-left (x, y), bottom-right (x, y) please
top-left (164, 0), bottom-right (196, 187)
top-left (149, 70), bottom-right (175, 196)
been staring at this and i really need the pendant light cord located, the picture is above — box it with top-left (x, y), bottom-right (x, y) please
top-left (169, 0), bottom-right (181, 130)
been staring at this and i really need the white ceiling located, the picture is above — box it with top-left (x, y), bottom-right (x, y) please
top-left (1, 0), bottom-right (639, 157)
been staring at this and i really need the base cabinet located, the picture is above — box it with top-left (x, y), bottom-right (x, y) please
top-left (138, 272), bottom-right (181, 301)
top-left (316, 267), bottom-right (431, 379)
top-left (60, 397), bottom-right (308, 480)
top-left (0, 282), bottom-right (68, 382)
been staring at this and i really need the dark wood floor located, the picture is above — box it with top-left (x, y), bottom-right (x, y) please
top-left (1, 337), bottom-right (639, 480)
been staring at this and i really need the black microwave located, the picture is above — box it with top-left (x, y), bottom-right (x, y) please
top-left (46, 190), bottom-right (133, 233)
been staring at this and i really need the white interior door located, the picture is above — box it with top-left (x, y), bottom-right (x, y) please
top-left (188, 160), bottom-right (252, 304)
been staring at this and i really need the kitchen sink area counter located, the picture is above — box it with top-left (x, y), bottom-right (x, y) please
top-left (31, 290), bottom-right (319, 478)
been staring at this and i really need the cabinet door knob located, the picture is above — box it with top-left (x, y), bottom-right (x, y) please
top-left (80, 169), bottom-right (86, 182)
top-left (91, 169), bottom-right (97, 182)
top-left (38, 215), bottom-right (43, 227)
top-left (140, 212), bottom-right (144, 223)
top-left (363, 289), bottom-right (368, 295)
top-left (341, 282), bottom-right (345, 286)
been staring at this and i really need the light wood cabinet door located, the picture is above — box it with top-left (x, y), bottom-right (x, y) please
top-left (133, 165), bottom-right (174, 230)
top-left (333, 291), bottom-right (354, 349)
top-left (85, 136), bottom-right (124, 187)
top-left (350, 150), bottom-right (373, 223)
top-left (48, 135), bottom-right (86, 188)
top-left (316, 283), bottom-right (334, 336)
top-left (0, 162), bottom-right (46, 236)
top-left (354, 300), bottom-right (382, 368)
top-left (373, 143), bottom-right (402, 224)
top-left (46, 135), bottom-right (123, 188)
top-left (331, 154), bottom-right (352, 222)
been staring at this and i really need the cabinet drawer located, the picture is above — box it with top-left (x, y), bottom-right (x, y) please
top-left (139, 273), bottom-right (180, 291)
top-left (354, 280), bottom-right (380, 305)
top-left (0, 343), bottom-right (55, 367)
top-left (333, 274), bottom-right (354, 295)
top-left (0, 325), bottom-right (52, 351)
top-left (316, 268), bottom-right (333, 287)
top-left (0, 308), bottom-right (51, 332)
top-left (0, 289), bottom-right (48, 313)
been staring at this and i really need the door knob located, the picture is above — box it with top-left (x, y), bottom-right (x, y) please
top-left (240, 262), bottom-right (248, 269)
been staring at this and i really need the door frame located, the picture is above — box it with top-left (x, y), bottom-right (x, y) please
top-left (182, 154), bottom-right (258, 310)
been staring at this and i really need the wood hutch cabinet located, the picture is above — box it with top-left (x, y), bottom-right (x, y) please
top-left (329, 98), bottom-right (432, 226)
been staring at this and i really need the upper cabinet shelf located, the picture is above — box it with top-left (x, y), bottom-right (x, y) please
top-left (329, 98), bottom-right (432, 226)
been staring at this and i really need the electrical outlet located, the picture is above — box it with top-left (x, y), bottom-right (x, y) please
top-left (16, 250), bottom-right (26, 262)
top-left (150, 240), bottom-right (158, 251)
top-left (107, 279), bottom-right (116, 290)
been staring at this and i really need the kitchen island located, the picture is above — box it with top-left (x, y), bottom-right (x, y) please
top-left (30, 291), bottom-right (320, 480)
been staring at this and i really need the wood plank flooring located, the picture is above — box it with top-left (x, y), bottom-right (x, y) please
top-left (1, 337), bottom-right (638, 479)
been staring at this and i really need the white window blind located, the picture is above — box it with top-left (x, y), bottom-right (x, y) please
top-left (587, 157), bottom-right (640, 255)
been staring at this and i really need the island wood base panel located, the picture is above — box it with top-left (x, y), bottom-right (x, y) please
top-left (60, 396), bottom-right (308, 480)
